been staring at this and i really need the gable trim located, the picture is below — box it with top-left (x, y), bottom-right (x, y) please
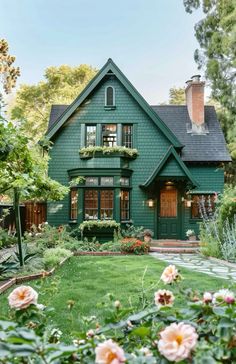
top-left (46, 59), bottom-right (182, 147)
top-left (140, 146), bottom-right (199, 188)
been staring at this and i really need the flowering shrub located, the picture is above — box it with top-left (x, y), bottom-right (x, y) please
top-left (79, 219), bottom-right (120, 235)
top-left (186, 229), bottom-right (195, 238)
top-left (2, 266), bottom-right (236, 363)
top-left (120, 238), bottom-right (149, 254)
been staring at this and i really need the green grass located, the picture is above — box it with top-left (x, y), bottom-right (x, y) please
top-left (0, 255), bottom-right (229, 341)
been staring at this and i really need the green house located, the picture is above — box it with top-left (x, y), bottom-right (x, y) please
top-left (46, 59), bottom-right (231, 240)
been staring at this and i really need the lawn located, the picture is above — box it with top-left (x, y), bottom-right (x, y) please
top-left (0, 255), bottom-right (229, 341)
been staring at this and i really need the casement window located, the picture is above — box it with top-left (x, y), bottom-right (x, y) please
top-left (70, 189), bottom-right (78, 220)
top-left (105, 86), bottom-right (115, 107)
top-left (191, 194), bottom-right (216, 219)
top-left (86, 125), bottom-right (96, 147)
top-left (84, 190), bottom-right (114, 220)
top-left (120, 190), bottom-right (130, 221)
top-left (120, 177), bottom-right (130, 186)
top-left (102, 124), bottom-right (117, 147)
top-left (122, 125), bottom-right (133, 148)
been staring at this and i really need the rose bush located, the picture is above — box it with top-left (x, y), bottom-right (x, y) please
top-left (120, 238), bottom-right (149, 254)
top-left (1, 265), bottom-right (236, 363)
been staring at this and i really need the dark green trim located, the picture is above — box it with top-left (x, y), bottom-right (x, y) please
top-left (68, 168), bottom-right (133, 178)
top-left (140, 146), bottom-right (199, 188)
top-left (46, 59), bottom-right (182, 147)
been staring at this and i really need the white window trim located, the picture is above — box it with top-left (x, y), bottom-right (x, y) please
top-left (105, 86), bottom-right (115, 107)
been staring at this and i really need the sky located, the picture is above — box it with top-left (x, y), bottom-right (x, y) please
top-left (1, 0), bottom-right (205, 104)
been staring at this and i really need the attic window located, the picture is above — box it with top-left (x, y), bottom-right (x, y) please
top-left (105, 86), bottom-right (115, 107)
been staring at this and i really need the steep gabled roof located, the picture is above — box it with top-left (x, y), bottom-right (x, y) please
top-left (140, 146), bottom-right (199, 188)
top-left (152, 105), bottom-right (231, 162)
top-left (46, 59), bottom-right (182, 147)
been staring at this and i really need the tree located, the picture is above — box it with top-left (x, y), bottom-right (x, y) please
top-left (184, 0), bottom-right (236, 184)
top-left (10, 64), bottom-right (98, 141)
top-left (0, 39), bottom-right (20, 96)
top-left (169, 87), bottom-right (185, 104)
top-left (0, 120), bottom-right (69, 266)
top-left (183, 0), bottom-right (236, 114)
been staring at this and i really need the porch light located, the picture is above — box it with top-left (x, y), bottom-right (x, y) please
top-left (147, 199), bottom-right (154, 208)
top-left (186, 200), bottom-right (192, 208)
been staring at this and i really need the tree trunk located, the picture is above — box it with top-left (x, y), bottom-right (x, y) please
top-left (14, 188), bottom-right (24, 266)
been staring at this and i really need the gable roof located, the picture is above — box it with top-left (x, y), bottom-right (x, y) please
top-left (152, 105), bottom-right (231, 162)
top-left (140, 146), bottom-right (199, 188)
top-left (46, 59), bottom-right (182, 147)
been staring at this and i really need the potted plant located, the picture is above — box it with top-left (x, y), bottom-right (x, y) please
top-left (143, 229), bottom-right (154, 244)
top-left (186, 229), bottom-right (196, 241)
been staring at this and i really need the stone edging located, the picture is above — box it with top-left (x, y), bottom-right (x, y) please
top-left (0, 256), bottom-right (69, 295)
top-left (74, 251), bottom-right (125, 256)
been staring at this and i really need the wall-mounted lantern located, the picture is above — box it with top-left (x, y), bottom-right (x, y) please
top-left (147, 199), bottom-right (154, 208)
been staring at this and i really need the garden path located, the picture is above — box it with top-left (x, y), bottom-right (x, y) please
top-left (150, 253), bottom-right (236, 281)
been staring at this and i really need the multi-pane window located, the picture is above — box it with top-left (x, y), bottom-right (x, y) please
top-left (122, 125), bottom-right (133, 148)
top-left (84, 190), bottom-right (98, 220)
top-left (86, 125), bottom-right (96, 147)
top-left (105, 86), bottom-right (115, 106)
top-left (85, 177), bottom-right (99, 186)
top-left (101, 177), bottom-right (114, 186)
top-left (120, 190), bottom-right (130, 221)
top-left (102, 124), bottom-right (117, 146)
top-left (120, 177), bottom-right (130, 186)
top-left (84, 190), bottom-right (114, 220)
top-left (191, 194), bottom-right (216, 219)
top-left (70, 189), bottom-right (78, 220)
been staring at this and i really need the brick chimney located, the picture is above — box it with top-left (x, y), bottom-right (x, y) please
top-left (185, 75), bottom-right (205, 126)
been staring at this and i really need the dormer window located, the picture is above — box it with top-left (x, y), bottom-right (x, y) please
top-left (105, 86), bottom-right (115, 107)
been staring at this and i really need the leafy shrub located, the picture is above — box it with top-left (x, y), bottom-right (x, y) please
top-left (99, 241), bottom-right (121, 252)
top-left (199, 219), bottom-right (221, 258)
top-left (120, 238), bottom-right (149, 254)
top-left (121, 224), bottom-right (145, 239)
top-left (24, 223), bottom-right (78, 250)
top-left (220, 216), bottom-right (236, 262)
top-left (217, 185), bottom-right (236, 227)
top-left (0, 227), bottom-right (17, 248)
top-left (79, 145), bottom-right (138, 158)
top-left (43, 248), bottom-right (72, 269)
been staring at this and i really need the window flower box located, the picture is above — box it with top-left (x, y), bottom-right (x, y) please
top-left (79, 146), bottom-right (138, 160)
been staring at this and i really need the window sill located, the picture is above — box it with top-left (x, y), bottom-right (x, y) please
top-left (69, 220), bottom-right (77, 224)
top-left (104, 106), bottom-right (116, 110)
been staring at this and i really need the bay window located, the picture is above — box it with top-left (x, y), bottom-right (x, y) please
top-left (84, 190), bottom-right (114, 220)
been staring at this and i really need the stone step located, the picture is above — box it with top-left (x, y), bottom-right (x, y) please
top-left (150, 247), bottom-right (199, 254)
top-left (151, 240), bottom-right (200, 248)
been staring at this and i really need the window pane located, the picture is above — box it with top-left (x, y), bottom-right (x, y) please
top-left (122, 125), bottom-right (133, 148)
top-left (70, 189), bottom-right (78, 220)
top-left (100, 190), bottom-right (113, 220)
top-left (191, 194), bottom-right (215, 219)
top-left (86, 125), bottom-right (96, 147)
top-left (85, 177), bottom-right (99, 186)
top-left (120, 190), bottom-right (130, 221)
top-left (120, 177), bottom-right (129, 186)
top-left (102, 124), bottom-right (117, 147)
top-left (106, 86), bottom-right (114, 106)
top-left (101, 177), bottom-right (114, 186)
top-left (85, 190), bottom-right (98, 220)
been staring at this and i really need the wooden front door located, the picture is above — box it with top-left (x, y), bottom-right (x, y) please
top-left (158, 187), bottom-right (179, 239)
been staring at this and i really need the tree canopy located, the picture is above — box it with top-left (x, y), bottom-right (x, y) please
top-left (169, 87), bottom-right (185, 105)
top-left (0, 39), bottom-right (20, 96)
top-left (10, 64), bottom-right (97, 142)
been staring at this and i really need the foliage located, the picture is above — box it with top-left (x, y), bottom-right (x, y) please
top-left (43, 247), bottom-right (72, 269)
top-left (69, 176), bottom-right (85, 187)
top-left (0, 227), bottom-right (16, 248)
top-left (186, 229), bottom-right (195, 237)
top-left (72, 237), bottom-right (101, 252)
top-left (220, 216), bottom-right (236, 262)
top-left (79, 220), bottom-right (120, 234)
top-left (0, 39), bottom-right (20, 95)
top-left (9, 64), bottom-right (97, 141)
top-left (99, 241), bottom-right (122, 252)
top-left (121, 224), bottom-right (145, 239)
top-left (183, 0), bottom-right (236, 182)
top-left (0, 255), bottom-right (19, 278)
top-left (79, 145), bottom-right (138, 158)
top-left (24, 223), bottom-right (78, 251)
top-left (1, 264), bottom-right (236, 363)
top-left (120, 238), bottom-right (150, 255)
top-left (12, 244), bottom-right (37, 265)
top-left (217, 185), bottom-right (236, 227)
top-left (169, 86), bottom-right (185, 104)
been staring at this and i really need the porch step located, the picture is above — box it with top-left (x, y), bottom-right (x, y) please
top-left (149, 240), bottom-right (200, 254)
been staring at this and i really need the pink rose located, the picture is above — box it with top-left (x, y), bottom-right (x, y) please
top-left (154, 289), bottom-right (175, 308)
top-left (95, 339), bottom-right (126, 364)
top-left (8, 286), bottom-right (38, 310)
top-left (158, 322), bottom-right (198, 362)
top-left (161, 265), bottom-right (179, 284)
top-left (213, 289), bottom-right (235, 304)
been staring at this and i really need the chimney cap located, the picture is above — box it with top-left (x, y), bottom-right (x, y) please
top-left (185, 79), bottom-right (192, 85)
top-left (191, 74), bottom-right (201, 82)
